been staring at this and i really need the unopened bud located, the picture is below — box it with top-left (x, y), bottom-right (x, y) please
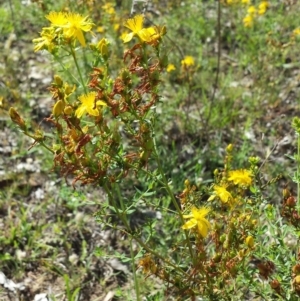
top-left (34, 129), bottom-right (44, 142)
top-left (54, 75), bottom-right (63, 87)
top-left (64, 105), bottom-right (73, 115)
top-left (245, 235), bottom-right (254, 248)
top-left (294, 275), bottom-right (300, 284)
top-left (292, 264), bottom-right (300, 275)
top-left (184, 179), bottom-right (190, 187)
top-left (226, 144), bottom-right (233, 152)
top-left (9, 107), bottom-right (26, 131)
top-left (53, 100), bottom-right (65, 117)
top-left (64, 84), bottom-right (75, 96)
top-left (283, 188), bottom-right (291, 199)
top-left (161, 25), bottom-right (167, 36)
top-left (96, 38), bottom-right (109, 58)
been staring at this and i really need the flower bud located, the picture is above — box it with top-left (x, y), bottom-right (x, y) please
top-left (9, 107), bottom-right (26, 131)
top-left (294, 275), bottom-right (300, 284)
top-left (54, 75), bottom-right (63, 87)
top-left (160, 25), bottom-right (167, 36)
top-left (283, 188), bottom-right (291, 199)
top-left (292, 264), bottom-right (300, 275)
top-left (184, 179), bottom-right (190, 187)
top-left (245, 235), bottom-right (254, 248)
top-left (64, 105), bottom-right (73, 115)
top-left (64, 84), bottom-right (75, 96)
top-left (53, 100), bottom-right (65, 117)
top-left (226, 144), bottom-right (233, 152)
top-left (96, 38), bottom-right (109, 58)
top-left (34, 129), bottom-right (44, 142)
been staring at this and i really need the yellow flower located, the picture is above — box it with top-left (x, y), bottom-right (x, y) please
top-left (63, 13), bottom-right (94, 47)
top-left (46, 11), bottom-right (68, 26)
top-left (75, 92), bottom-right (107, 118)
top-left (181, 56), bottom-right (195, 67)
top-left (247, 5), bottom-right (257, 15)
top-left (241, 0), bottom-right (251, 4)
top-left (226, 0), bottom-right (239, 4)
top-left (102, 2), bottom-right (115, 15)
top-left (182, 207), bottom-right (211, 238)
top-left (258, 1), bottom-right (269, 15)
top-left (33, 27), bottom-right (56, 52)
top-left (122, 14), bottom-right (144, 43)
top-left (113, 23), bottom-right (120, 31)
top-left (243, 15), bottom-right (254, 27)
top-left (138, 26), bottom-right (156, 41)
top-left (293, 28), bottom-right (300, 36)
top-left (121, 14), bottom-right (157, 43)
top-left (97, 26), bottom-right (105, 33)
top-left (96, 38), bottom-right (109, 57)
top-left (228, 169), bottom-right (252, 186)
top-left (45, 12), bottom-right (94, 47)
top-left (214, 185), bottom-right (233, 204)
top-left (166, 64), bottom-right (176, 72)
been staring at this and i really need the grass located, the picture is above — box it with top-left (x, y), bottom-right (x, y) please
top-left (1, 0), bottom-right (300, 300)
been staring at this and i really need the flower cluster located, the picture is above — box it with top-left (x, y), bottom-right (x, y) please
top-left (121, 14), bottom-right (165, 45)
top-left (19, 13), bottom-right (167, 187)
top-left (33, 11), bottom-right (94, 52)
top-left (164, 144), bottom-right (259, 297)
top-left (243, 1), bottom-right (270, 27)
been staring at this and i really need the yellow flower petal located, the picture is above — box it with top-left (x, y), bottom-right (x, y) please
top-left (75, 105), bottom-right (86, 118)
top-left (214, 185), bottom-right (232, 203)
top-left (124, 14), bottom-right (144, 33)
top-left (75, 92), bottom-right (106, 118)
top-left (122, 32), bottom-right (135, 43)
top-left (63, 13), bottom-right (94, 47)
top-left (228, 169), bottom-right (252, 186)
top-left (181, 207), bottom-right (211, 237)
top-left (46, 11), bottom-right (67, 26)
top-left (181, 56), bottom-right (195, 67)
top-left (182, 218), bottom-right (198, 230)
top-left (197, 220), bottom-right (210, 238)
top-left (166, 64), bottom-right (176, 72)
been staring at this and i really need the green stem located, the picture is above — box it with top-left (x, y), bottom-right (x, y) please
top-left (69, 44), bottom-right (87, 94)
top-left (297, 133), bottom-right (300, 214)
top-left (151, 135), bottom-right (195, 264)
top-left (25, 132), bottom-right (54, 154)
top-left (54, 52), bottom-right (80, 86)
top-left (103, 183), bottom-right (131, 230)
top-left (102, 183), bottom-right (189, 278)
top-left (130, 238), bottom-right (140, 301)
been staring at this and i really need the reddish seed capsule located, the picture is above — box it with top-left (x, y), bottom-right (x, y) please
top-left (286, 196), bottom-right (296, 207)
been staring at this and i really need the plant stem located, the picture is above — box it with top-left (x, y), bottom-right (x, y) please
top-left (102, 183), bottom-right (189, 278)
top-left (151, 135), bottom-right (195, 264)
top-left (130, 238), bottom-right (141, 301)
top-left (69, 44), bottom-right (87, 94)
top-left (297, 133), bottom-right (300, 213)
top-left (53, 52), bottom-right (80, 86)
